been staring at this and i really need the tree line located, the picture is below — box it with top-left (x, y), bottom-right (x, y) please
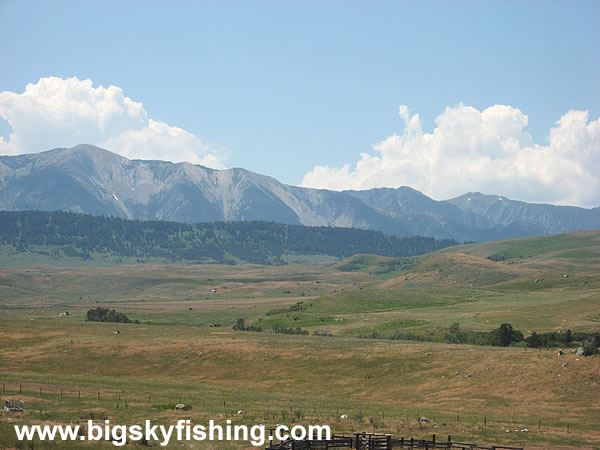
top-left (0, 210), bottom-right (458, 265)
top-left (361, 323), bottom-right (599, 355)
top-left (445, 323), bottom-right (599, 354)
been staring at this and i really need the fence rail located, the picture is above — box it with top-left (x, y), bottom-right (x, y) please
top-left (266, 434), bottom-right (524, 450)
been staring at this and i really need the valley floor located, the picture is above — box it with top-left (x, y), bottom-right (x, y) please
top-left (1, 230), bottom-right (599, 448)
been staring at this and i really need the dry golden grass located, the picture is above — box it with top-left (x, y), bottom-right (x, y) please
top-left (1, 317), bottom-right (599, 448)
top-left (381, 252), bottom-right (533, 289)
top-left (1, 231), bottom-right (599, 448)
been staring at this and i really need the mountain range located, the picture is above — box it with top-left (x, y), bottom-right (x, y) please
top-left (1, 144), bottom-right (598, 242)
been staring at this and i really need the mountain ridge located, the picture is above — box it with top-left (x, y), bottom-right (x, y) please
top-left (1, 144), bottom-right (598, 242)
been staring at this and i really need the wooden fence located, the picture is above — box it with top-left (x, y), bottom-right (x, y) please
top-left (266, 433), bottom-right (524, 450)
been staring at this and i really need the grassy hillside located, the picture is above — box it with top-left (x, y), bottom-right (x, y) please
top-left (1, 317), bottom-right (599, 449)
top-left (442, 229), bottom-right (600, 262)
top-left (264, 230), bottom-right (600, 339)
top-left (331, 254), bottom-right (422, 279)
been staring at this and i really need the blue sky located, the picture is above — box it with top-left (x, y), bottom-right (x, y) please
top-left (0, 1), bottom-right (599, 206)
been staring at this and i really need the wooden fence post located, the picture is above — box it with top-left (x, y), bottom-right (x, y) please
top-left (97, 392), bottom-right (100, 400)
top-left (78, 390), bottom-right (81, 399)
top-left (19, 384), bottom-right (22, 393)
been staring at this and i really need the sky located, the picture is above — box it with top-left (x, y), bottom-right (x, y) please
top-left (0, 1), bottom-right (599, 207)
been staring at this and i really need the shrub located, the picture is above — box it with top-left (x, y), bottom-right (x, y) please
top-left (582, 338), bottom-right (599, 356)
top-left (445, 322), bottom-right (468, 344)
top-left (489, 323), bottom-right (524, 347)
top-left (390, 331), bottom-right (427, 342)
top-left (266, 301), bottom-right (307, 316)
top-left (312, 330), bottom-right (333, 337)
top-left (86, 307), bottom-right (133, 323)
top-left (526, 329), bottom-right (574, 348)
top-left (272, 326), bottom-right (309, 335)
top-left (232, 318), bottom-right (246, 331)
top-left (526, 331), bottom-right (542, 348)
top-left (232, 318), bottom-right (262, 332)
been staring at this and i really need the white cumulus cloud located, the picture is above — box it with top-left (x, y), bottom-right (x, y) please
top-left (0, 76), bottom-right (227, 168)
top-left (302, 104), bottom-right (600, 208)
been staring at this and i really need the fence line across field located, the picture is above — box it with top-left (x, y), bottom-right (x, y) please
top-left (0, 380), bottom-right (573, 436)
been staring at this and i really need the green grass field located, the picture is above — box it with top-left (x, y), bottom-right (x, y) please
top-left (1, 230), bottom-right (599, 448)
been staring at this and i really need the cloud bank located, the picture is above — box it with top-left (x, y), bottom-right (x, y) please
top-left (302, 104), bottom-right (600, 208)
top-left (0, 77), bottom-right (227, 168)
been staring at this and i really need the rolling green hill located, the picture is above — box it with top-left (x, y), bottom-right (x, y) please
top-left (442, 229), bottom-right (600, 262)
top-left (331, 254), bottom-right (423, 278)
top-left (262, 229), bottom-right (600, 339)
top-left (333, 230), bottom-right (600, 286)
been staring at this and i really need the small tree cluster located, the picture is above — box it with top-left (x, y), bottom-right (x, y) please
top-left (444, 323), bottom-right (524, 347)
top-left (443, 323), bottom-right (598, 352)
top-left (272, 326), bottom-right (309, 335)
top-left (86, 307), bottom-right (134, 323)
top-left (526, 329), bottom-right (573, 348)
top-left (232, 318), bottom-right (262, 332)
